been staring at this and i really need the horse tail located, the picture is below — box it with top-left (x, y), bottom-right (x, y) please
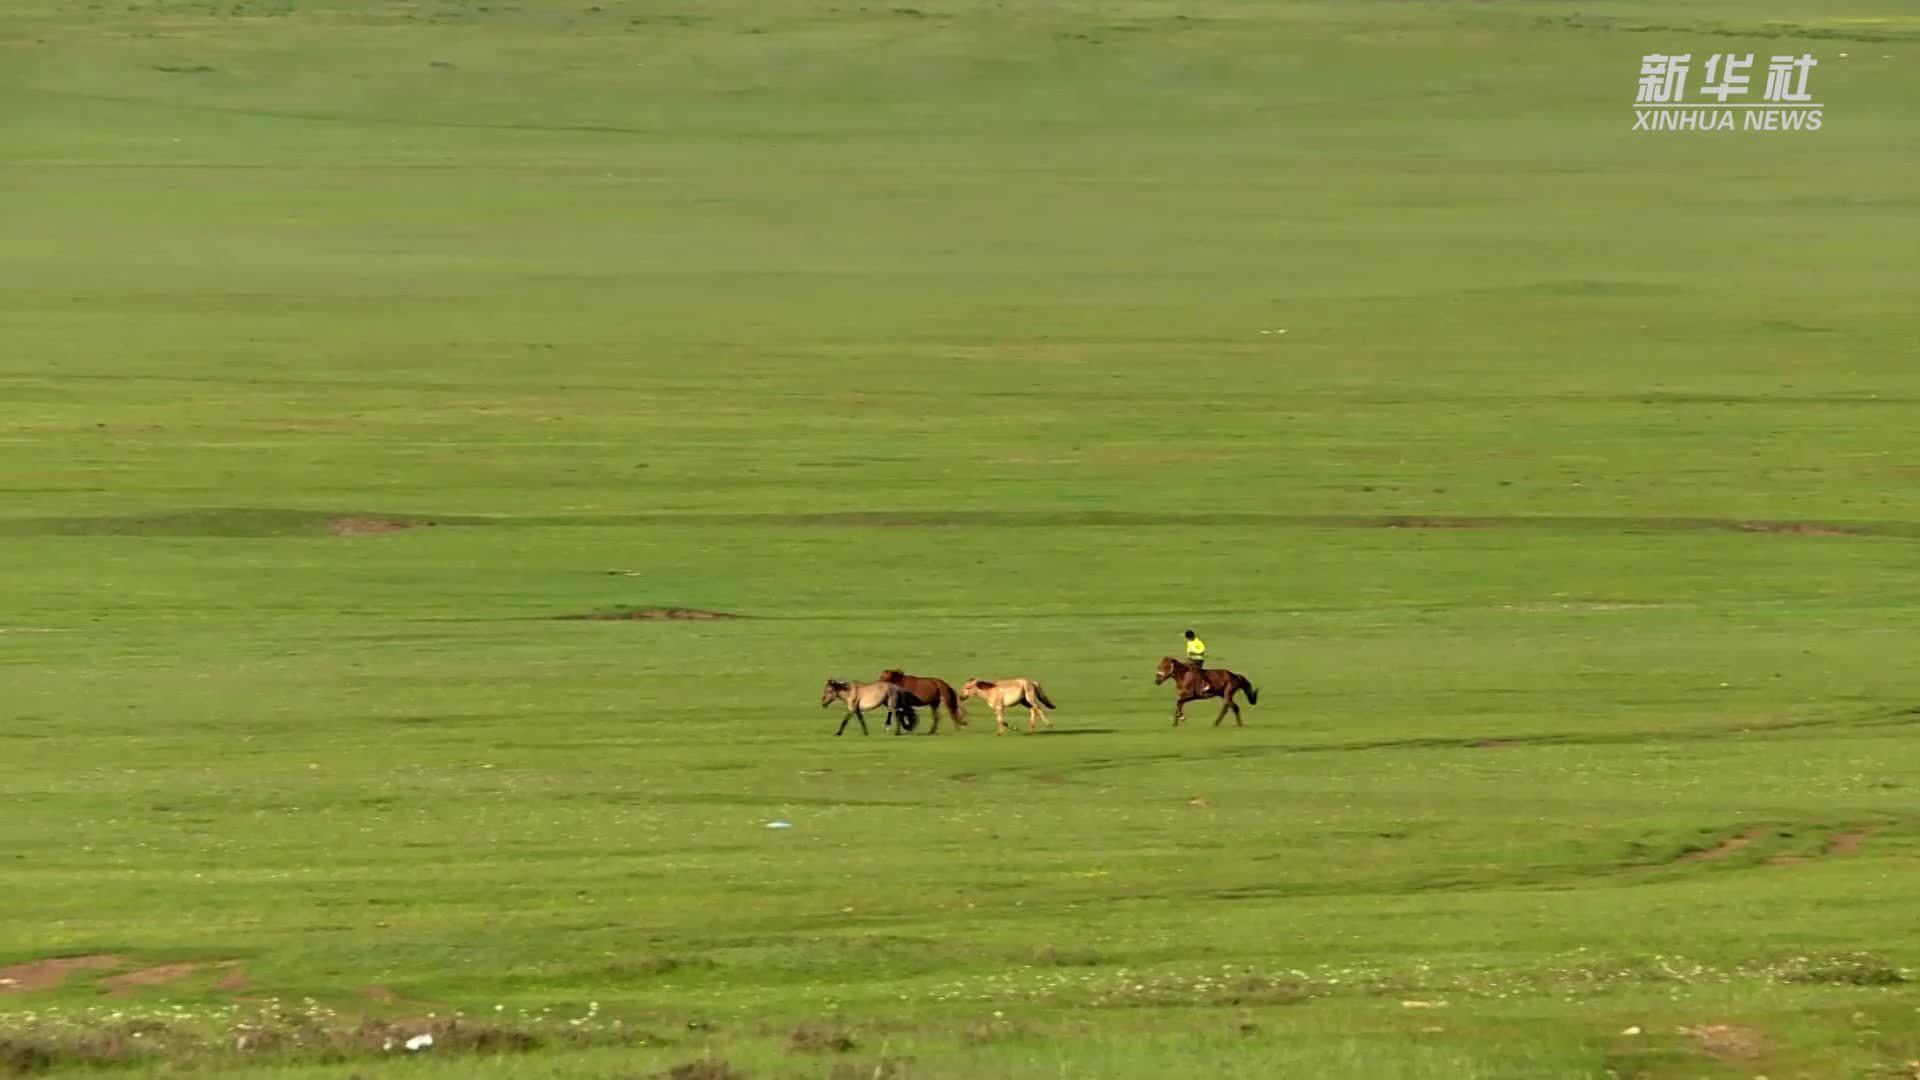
top-left (1235, 673), bottom-right (1258, 705)
top-left (942, 683), bottom-right (964, 724)
top-left (1034, 683), bottom-right (1057, 710)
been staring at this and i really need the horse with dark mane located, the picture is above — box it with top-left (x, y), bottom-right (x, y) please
top-left (1154, 656), bottom-right (1259, 727)
top-left (819, 678), bottom-right (915, 736)
top-left (877, 669), bottom-right (966, 733)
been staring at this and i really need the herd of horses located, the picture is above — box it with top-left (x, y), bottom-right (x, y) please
top-left (818, 657), bottom-right (1259, 735)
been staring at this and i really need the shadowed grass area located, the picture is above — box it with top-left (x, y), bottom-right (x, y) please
top-left (4, 0), bottom-right (1920, 1075)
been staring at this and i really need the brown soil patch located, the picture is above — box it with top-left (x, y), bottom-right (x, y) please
top-left (0, 955), bottom-right (123, 993)
top-left (1683, 1023), bottom-right (1766, 1061)
top-left (787, 1027), bottom-right (857, 1054)
top-left (1825, 828), bottom-right (1875, 856)
top-left (212, 966), bottom-right (250, 992)
top-left (556, 608), bottom-right (741, 621)
top-left (659, 1062), bottom-right (746, 1080)
top-left (101, 963), bottom-right (204, 993)
top-left (1767, 827), bottom-right (1877, 866)
top-left (328, 517), bottom-right (430, 537)
top-left (1681, 827), bottom-right (1765, 862)
top-left (1380, 516), bottom-right (1489, 529)
top-left (1734, 520), bottom-right (1858, 537)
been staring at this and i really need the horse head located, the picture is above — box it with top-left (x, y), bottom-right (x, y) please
top-left (1154, 657), bottom-right (1178, 684)
top-left (959, 678), bottom-right (985, 698)
top-left (820, 679), bottom-right (847, 707)
top-left (878, 669), bottom-right (904, 683)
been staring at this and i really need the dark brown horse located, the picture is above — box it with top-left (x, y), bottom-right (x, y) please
top-left (878, 669), bottom-right (966, 733)
top-left (1154, 656), bottom-right (1259, 727)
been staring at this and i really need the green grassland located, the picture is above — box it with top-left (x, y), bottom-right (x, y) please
top-left (4, 0), bottom-right (1920, 1076)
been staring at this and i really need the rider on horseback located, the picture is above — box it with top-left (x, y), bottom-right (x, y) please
top-left (1183, 629), bottom-right (1207, 670)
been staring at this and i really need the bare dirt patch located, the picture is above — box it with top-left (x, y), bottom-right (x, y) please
top-left (0, 955), bottom-right (123, 994)
top-left (787, 1027), bottom-right (857, 1054)
top-left (93, 960), bottom-right (248, 995)
top-left (101, 963), bottom-right (205, 993)
top-left (658, 1061), bottom-right (747, 1080)
top-left (1379, 516), bottom-right (1490, 529)
top-left (1682, 1023), bottom-right (1766, 1062)
top-left (556, 608), bottom-right (742, 621)
top-left (1767, 827), bottom-right (1878, 866)
top-left (212, 966), bottom-right (250, 993)
top-left (328, 517), bottom-right (430, 537)
top-left (1734, 520), bottom-right (1859, 538)
top-left (1680, 827), bottom-right (1766, 862)
top-left (1825, 828), bottom-right (1875, 856)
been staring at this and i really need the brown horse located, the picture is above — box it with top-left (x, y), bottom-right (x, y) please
top-left (878, 670), bottom-right (966, 733)
top-left (1154, 656), bottom-right (1258, 727)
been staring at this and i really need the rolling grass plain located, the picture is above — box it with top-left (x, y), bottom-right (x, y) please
top-left (4, 0), bottom-right (1920, 1076)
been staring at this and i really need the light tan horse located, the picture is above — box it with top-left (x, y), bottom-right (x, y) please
top-left (960, 677), bottom-right (1057, 734)
top-left (819, 678), bottom-right (913, 736)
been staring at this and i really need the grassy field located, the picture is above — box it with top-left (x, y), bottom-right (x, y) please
top-left (5, 0), bottom-right (1920, 1076)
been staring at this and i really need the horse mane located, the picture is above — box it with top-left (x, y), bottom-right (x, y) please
top-left (879, 669), bottom-right (903, 680)
top-left (970, 679), bottom-right (996, 689)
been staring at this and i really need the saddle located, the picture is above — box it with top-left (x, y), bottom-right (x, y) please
top-left (1181, 663), bottom-right (1218, 691)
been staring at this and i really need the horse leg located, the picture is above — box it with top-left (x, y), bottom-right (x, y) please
top-left (836, 711), bottom-right (851, 736)
top-left (1173, 695), bottom-right (1187, 726)
top-left (854, 707), bottom-right (870, 736)
top-left (1214, 693), bottom-right (1232, 728)
top-left (994, 700), bottom-right (1008, 735)
top-left (927, 701), bottom-right (941, 735)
